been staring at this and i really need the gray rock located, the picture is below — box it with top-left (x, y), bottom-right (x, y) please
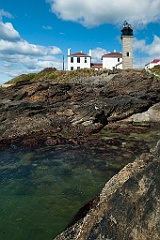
top-left (54, 140), bottom-right (160, 240)
top-left (1, 69), bottom-right (160, 139)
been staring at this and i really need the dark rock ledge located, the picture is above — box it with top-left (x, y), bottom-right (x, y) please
top-left (54, 140), bottom-right (160, 240)
top-left (0, 69), bottom-right (160, 147)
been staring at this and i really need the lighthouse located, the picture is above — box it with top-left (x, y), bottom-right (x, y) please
top-left (121, 21), bottom-right (133, 69)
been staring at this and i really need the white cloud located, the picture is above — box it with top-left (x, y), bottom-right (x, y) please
top-left (42, 25), bottom-right (52, 30)
top-left (133, 39), bottom-right (146, 53)
top-left (0, 22), bottom-right (20, 41)
top-left (90, 48), bottom-right (107, 62)
top-left (0, 12), bottom-right (63, 85)
top-left (0, 9), bottom-right (13, 19)
top-left (133, 35), bottom-right (160, 68)
top-left (0, 53), bottom-right (63, 85)
top-left (145, 36), bottom-right (160, 57)
top-left (134, 35), bottom-right (160, 58)
top-left (46, 0), bottom-right (160, 28)
top-left (0, 39), bottom-right (61, 56)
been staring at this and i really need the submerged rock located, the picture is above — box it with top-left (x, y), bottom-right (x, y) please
top-left (54, 141), bottom-right (160, 240)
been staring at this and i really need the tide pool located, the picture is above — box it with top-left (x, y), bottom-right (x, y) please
top-left (0, 126), bottom-right (159, 240)
top-left (0, 144), bottom-right (122, 240)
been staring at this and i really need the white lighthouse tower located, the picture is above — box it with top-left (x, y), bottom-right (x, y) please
top-left (121, 21), bottom-right (133, 69)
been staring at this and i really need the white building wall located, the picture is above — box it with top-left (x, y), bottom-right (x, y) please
top-left (145, 62), bottom-right (160, 69)
top-left (102, 57), bottom-right (122, 70)
top-left (68, 56), bottom-right (91, 70)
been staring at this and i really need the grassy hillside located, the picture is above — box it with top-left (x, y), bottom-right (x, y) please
top-left (6, 67), bottom-right (108, 85)
top-left (6, 73), bottom-right (37, 85)
top-left (150, 65), bottom-right (160, 75)
top-left (6, 65), bottom-right (160, 87)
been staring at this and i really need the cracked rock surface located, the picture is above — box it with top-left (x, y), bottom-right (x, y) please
top-left (54, 141), bottom-right (160, 240)
top-left (0, 69), bottom-right (160, 140)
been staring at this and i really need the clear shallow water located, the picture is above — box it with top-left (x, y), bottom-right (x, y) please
top-left (0, 126), bottom-right (160, 240)
top-left (0, 144), bottom-right (123, 240)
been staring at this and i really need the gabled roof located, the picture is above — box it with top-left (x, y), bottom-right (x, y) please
top-left (151, 59), bottom-right (160, 64)
top-left (102, 52), bottom-right (122, 58)
top-left (91, 63), bottom-right (102, 68)
top-left (68, 52), bottom-right (91, 57)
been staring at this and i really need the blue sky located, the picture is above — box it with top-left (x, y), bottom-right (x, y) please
top-left (0, 0), bottom-right (160, 85)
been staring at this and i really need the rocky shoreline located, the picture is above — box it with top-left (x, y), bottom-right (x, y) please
top-left (0, 68), bottom-right (160, 239)
top-left (0, 69), bottom-right (160, 145)
top-left (54, 140), bottom-right (160, 240)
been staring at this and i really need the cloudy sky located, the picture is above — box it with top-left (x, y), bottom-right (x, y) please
top-left (0, 0), bottom-right (160, 85)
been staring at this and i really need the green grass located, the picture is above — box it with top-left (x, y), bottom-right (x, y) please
top-left (5, 67), bottom-right (147, 87)
top-left (150, 65), bottom-right (160, 76)
top-left (6, 73), bottom-right (37, 85)
top-left (5, 67), bottom-right (109, 85)
top-left (132, 121), bottom-right (151, 126)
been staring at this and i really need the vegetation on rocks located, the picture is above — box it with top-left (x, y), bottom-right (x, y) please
top-left (6, 73), bottom-right (37, 85)
top-left (150, 65), bottom-right (160, 76)
top-left (0, 68), bottom-right (160, 142)
top-left (6, 67), bottom-right (109, 85)
top-left (2, 65), bottom-right (160, 88)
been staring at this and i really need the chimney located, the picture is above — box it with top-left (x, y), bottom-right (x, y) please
top-left (68, 48), bottom-right (71, 56)
top-left (89, 50), bottom-right (92, 56)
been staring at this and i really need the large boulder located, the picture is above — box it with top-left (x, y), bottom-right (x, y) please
top-left (131, 102), bottom-right (160, 123)
top-left (54, 140), bottom-right (160, 240)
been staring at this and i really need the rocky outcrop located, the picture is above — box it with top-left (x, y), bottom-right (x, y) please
top-left (54, 140), bottom-right (160, 240)
top-left (0, 69), bottom-right (160, 140)
top-left (130, 102), bottom-right (160, 122)
top-left (1, 69), bottom-right (160, 239)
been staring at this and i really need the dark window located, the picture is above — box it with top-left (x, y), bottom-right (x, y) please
top-left (71, 66), bottom-right (74, 70)
top-left (126, 52), bottom-right (130, 57)
top-left (71, 57), bottom-right (74, 63)
top-left (84, 57), bottom-right (87, 63)
top-left (117, 58), bottom-right (120, 62)
top-left (77, 67), bottom-right (80, 70)
top-left (77, 57), bottom-right (80, 63)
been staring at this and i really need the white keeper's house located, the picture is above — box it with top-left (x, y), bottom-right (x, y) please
top-left (67, 48), bottom-right (92, 71)
top-left (67, 48), bottom-right (122, 71)
top-left (101, 51), bottom-right (122, 69)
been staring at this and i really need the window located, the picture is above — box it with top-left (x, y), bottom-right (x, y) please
top-left (77, 57), bottom-right (80, 63)
top-left (126, 52), bottom-right (130, 57)
top-left (117, 58), bottom-right (120, 62)
top-left (71, 66), bottom-right (74, 70)
top-left (71, 57), bottom-right (74, 63)
top-left (77, 67), bottom-right (80, 70)
top-left (84, 57), bottom-right (87, 63)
